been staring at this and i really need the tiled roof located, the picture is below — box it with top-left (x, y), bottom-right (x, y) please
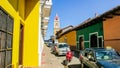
top-left (74, 5), bottom-right (120, 30)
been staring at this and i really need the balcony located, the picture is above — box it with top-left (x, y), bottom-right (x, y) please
top-left (41, 0), bottom-right (52, 38)
top-left (42, 25), bottom-right (48, 30)
top-left (42, 17), bottom-right (49, 23)
top-left (41, 0), bottom-right (52, 17)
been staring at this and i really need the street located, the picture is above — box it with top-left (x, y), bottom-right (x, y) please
top-left (41, 44), bottom-right (80, 68)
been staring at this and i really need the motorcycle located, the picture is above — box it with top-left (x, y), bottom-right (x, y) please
top-left (64, 51), bottom-right (73, 66)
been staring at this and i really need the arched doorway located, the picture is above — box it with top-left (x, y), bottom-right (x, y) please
top-left (90, 34), bottom-right (97, 47)
top-left (79, 37), bottom-right (84, 50)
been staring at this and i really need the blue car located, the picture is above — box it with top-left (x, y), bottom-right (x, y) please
top-left (79, 48), bottom-right (120, 68)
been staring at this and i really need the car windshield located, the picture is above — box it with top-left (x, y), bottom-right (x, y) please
top-left (96, 50), bottom-right (120, 60)
top-left (58, 44), bottom-right (68, 48)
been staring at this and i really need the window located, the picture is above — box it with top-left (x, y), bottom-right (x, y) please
top-left (58, 44), bottom-right (68, 48)
top-left (98, 37), bottom-right (103, 47)
top-left (0, 8), bottom-right (13, 68)
top-left (90, 34), bottom-right (97, 47)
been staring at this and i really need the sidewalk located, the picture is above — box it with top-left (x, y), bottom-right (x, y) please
top-left (41, 44), bottom-right (64, 68)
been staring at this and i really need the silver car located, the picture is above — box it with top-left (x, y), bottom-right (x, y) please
top-left (56, 43), bottom-right (70, 56)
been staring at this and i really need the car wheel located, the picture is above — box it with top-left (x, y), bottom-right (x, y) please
top-left (55, 52), bottom-right (58, 56)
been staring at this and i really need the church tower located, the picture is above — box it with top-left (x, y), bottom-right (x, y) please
top-left (54, 14), bottom-right (60, 37)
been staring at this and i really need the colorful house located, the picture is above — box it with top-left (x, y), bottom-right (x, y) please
top-left (75, 6), bottom-right (120, 51)
top-left (56, 25), bottom-right (76, 50)
top-left (103, 6), bottom-right (120, 51)
top-left (0, 0), bottom-right (52, 68)
top-left (75, 18), bottom-right (103, 50)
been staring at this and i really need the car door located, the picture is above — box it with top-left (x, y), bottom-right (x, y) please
top-left (82, 49), bottom-right (92, 67)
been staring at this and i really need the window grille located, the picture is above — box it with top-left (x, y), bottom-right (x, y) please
top-left (0, 8), bottom-right (13, 68)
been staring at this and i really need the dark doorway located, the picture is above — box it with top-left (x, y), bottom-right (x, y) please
top-left (90, 34), bottom-right (97, 47)
top-left (19, 24), bottom-right (24, 65)
top-left (79, 37), bottom-right (84, 50)
top-left (98, 37), bottom-right (102, 47)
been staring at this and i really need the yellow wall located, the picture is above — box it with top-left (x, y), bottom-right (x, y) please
top-left (66, 31), bottom-right (76, 46)
top-left (23, 0), bottom-right (39, 67)
top-left (59, 35), bottom-right (64, 42)
top-left (0, 0), bottom-right (40, 67)
top-left (58, 30), bottom-right (76, 47)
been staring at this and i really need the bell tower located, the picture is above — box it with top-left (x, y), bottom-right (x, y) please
top-left (54, 14), bottom-right (60, 36)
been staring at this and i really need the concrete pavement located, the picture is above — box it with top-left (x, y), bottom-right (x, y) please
top-left (41, 44), bottom-right (64, 68)
top-left (41, 44), bottom-right (80, 68)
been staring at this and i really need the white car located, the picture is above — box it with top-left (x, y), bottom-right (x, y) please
top-left (56, 43), bottom-right (70, 56)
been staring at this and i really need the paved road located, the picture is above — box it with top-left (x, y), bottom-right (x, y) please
top-left (41, 44), bottom-right (81, 68)
top-left (68, 52), bottom-right (81, 68)
top-left (41, 44), bottom-right (64, 68)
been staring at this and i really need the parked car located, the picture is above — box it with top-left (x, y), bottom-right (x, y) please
top-left (47, 41), bottom-right (53, 47)
top-left (49, 42), bottom-right (53, 47)
top-left (79, 47), bottom-right (120, 68)
top-left (55, 43), bottom-right (70, 56)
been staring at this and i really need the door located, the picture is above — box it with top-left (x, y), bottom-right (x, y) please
top-left (90, 34), bottom-right (97, 47)
top-left (98, 37), bottom-right (103, 47)
top-left (19, 24), bottom-right (24, 65)
top-left (79, 37), bottom-right (84, 50)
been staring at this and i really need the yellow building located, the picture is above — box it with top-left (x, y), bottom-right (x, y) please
top-left (0, 0), bottom-right (52, 68)
top-left (56, 25), bottom-right (76, 50)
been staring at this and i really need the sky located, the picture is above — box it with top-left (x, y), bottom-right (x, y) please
top-left (45, 0), bottom-right (120, 40)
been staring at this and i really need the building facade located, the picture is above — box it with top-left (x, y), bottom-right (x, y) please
top-left (40, 0), bottom-right (52, 67)
top-left (76, 19), bottom-right (103, 50)
top-left (76, 6), bottom-right (120, 51)
top-left (0, 0), bottom-right (52, 68)
top-left (103, 6), bottom-right (120, 51)
top-left (41, 0), bottom-right (52, 38)
top-left (56, 25), bottom-right (76, 50)
top-left (58, 30), bottom-right (76, 50)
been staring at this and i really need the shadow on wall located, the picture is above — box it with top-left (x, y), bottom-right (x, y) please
top-left (25, 0), bottom-right (39, 20)
top-left (8, 0), bottom-right (39, 20)
top-left (8, 0), bottom-right (18, 11)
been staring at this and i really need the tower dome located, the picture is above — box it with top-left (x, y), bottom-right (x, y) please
top-left (55, 14), bottom-right (59, 20)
